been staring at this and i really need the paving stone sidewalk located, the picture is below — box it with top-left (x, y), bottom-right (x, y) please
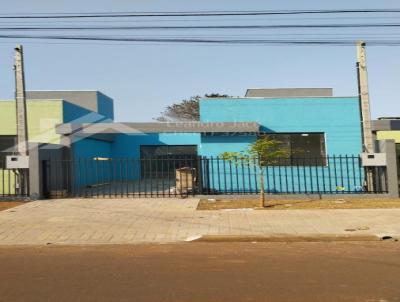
top-left (0, 198), bottom-right (399, 245)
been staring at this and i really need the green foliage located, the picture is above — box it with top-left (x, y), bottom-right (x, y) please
top-left (155, 93), bottom-right (229, 122)
top-left (220, 136), bottom-right (290, 167)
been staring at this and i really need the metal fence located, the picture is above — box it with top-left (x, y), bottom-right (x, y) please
top-left (0, 160), bottom-right (29, 198)
top-left (42, 155), bottom-right (388, 198)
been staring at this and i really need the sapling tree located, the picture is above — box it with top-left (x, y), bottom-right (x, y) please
top-left (220, 136), bottom-right (290, 207)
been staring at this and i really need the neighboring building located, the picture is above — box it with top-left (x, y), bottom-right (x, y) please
top-left (373, 117), bottom-right (400, 181)
top-left (0, 90), bottom-right (114, 161)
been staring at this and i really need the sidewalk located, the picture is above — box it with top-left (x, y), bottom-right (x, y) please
top-left (0, 198), bottom-right (399, 245)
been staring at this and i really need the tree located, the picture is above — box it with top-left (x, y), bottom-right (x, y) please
top-left (220, 136), bottom-right (290, 207)
top-left (155, 93), bottom-right (229, 122)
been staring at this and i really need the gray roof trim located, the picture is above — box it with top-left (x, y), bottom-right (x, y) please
top-left (57, 122), bottom-right (260, 135)
top-left (372, 119), bottom-right (400, 131)
top-left (245, 88), bottom-right (333, 98)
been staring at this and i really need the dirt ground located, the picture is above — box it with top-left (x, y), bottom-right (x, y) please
top-left (0, 242), bottom-right (399, 302)
top-left (0, 201), bottom-right (27, 211)
top-left (198, 197), bottom-right (400, 210)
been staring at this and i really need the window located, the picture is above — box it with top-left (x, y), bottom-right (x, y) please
top-left (261, 133), bottom-right (326, 166)
top-left (0, 136), bottom-right (17, 166)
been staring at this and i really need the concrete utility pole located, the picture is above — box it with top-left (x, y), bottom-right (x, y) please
top-left (14, 44), bottom-right (29, 156)
top-left (356, 41), bottom-right (374, 153)
top-left (13, 44), bottom-right (29, 196)
top-left (356, 41), bottom-right (375, 192)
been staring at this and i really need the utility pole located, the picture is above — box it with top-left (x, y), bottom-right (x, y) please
top-left (14, 44), bottom-right (29, 156)
top-left (356, 41), bottom-right (374, 191)
top-left (13, 44), bottom-right (29, 196)
top-left (356, 41), bottom-right (374, 153)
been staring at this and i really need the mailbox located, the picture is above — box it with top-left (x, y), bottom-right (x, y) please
top-left (360, 153), bottom-right (387, 167)
top-left (6, 155), bottom-right (30, 169)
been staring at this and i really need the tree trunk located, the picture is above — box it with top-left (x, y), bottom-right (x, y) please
top-left (259, 169), bottom-right (266, 207)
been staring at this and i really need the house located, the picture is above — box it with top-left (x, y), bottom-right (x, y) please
top-left (3, 88), bottom-right (392, 197)
top-left (52, 88), bottom-right (369, 195)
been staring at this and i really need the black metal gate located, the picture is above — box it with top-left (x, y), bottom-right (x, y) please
top-left (42, 155), bottom-right (388, 198)
top-left (42, 157), bottom-right (199, 198)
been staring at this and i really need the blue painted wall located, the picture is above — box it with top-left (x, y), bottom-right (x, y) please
top-left (111, 133), bottom-right (201, 158)
top-left (110, 133), bottom-right (201, 180)
top-left (68, 96), bottom-right (366, 194)
top-left (97, 92), bottom-right (114, 121)
top-left (200, 97), bottom-right (362, 155)
top-left (63, 101), bottom-right (110, 123)
top-left (71, 137), bottom-right (112, 188)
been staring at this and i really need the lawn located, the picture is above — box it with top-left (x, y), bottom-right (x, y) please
top-left (197, 197), bottom-right (400, 210)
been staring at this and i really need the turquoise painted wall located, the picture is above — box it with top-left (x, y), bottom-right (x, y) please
top-left (198, 97), bottom-right (363, 193)
top-left (200, 97), bottom-right (362, 155)
top-left (200, 134), bottom-right (257, 156)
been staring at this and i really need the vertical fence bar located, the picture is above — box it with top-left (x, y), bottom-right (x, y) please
top-left (265, 165), bottom-right (270, 194)
top-left (315, 158), bottom-right (320, 194)
top-left (216, 157), bottom-right (221, 193)
top-left (247, 160), bottom-right (252, 194)
top-left (284, 161), bottom-right (289, 194)
top-left (351, 156), bottom-right (356, 193)
top-left (327, 156), bottom-right (332, 194)
top-left (278, 160), bottom-right (282, 193)
top-left (296, 159), bottom-right (301, 193)
top-left (253, 158), bottom-right (258, 194)
top-left (321, 157), bottom-right (326, 194)
top-left (339, 155), bottom-right (344, 194)
top-left (333, 155), bottom-right (338, 194)
top-left (272, 165), bottom-right (276, 194)
top-left (345, 155), bottom-right (351, 193)
top-left (308, 159), bottom-right (313, 194)
top-left (290, 161), bottom-right (295, 194)
top-left (241, 158), bottom-right (246, 194)
top-left (197, 156), bottom-right (203, 195)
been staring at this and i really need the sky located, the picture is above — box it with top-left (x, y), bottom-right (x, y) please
top-left (0, 0), bottom-right (399, 122)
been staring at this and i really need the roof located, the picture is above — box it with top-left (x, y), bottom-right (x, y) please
top-left (56, 122), bottom-right (260, 135)
top-left (245, 88), bottom-right (333, 98)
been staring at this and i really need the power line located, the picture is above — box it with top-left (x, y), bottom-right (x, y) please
top-left (2, 23), bottom-right (400, 31)
top-left (1, 9), bottom-right (400, 19)
top-left (1, 34), bottom-right (400, 45)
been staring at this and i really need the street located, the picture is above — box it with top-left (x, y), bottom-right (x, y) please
top-left (0, 242), bottom-right (399, 302)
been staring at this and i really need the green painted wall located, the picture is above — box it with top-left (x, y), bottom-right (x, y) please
top-left (0, 170), bottom-right (16, 195)
top-left (0, 100), bottom-right (63, 144)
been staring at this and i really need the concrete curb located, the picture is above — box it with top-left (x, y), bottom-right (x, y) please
top-left (195, 234), bottom-right (385, 243)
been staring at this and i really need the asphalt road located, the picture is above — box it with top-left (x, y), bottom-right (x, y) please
top-left (0, 242), bottom-right (399, 302)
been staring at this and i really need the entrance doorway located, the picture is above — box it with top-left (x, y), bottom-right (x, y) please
top-left (140, 145), bottom-right (198, 178)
